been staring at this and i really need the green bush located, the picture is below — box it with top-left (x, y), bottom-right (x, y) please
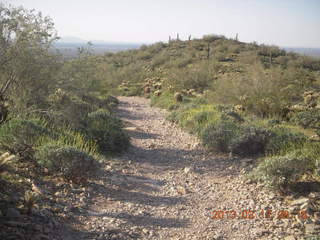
top-left (48, 90), bottom-right (95, 131)
top-left (35, 143), bottom-right (98, 182)
top-left (201, 121), bottom-right (241, 153)
top-left (86, 109), bottom-right (129, 153)
top-left (0, 118), bottom-right (49, 157)
top-left (291, 109), bottom-right (320, 133)
top-left (287, 141), bottom-right (320, 177)
top-left (150, 92), bottom-right (179, 110)
top-left (267, 119), bottom-right (281, 126)
top-left (229, 126), bottom-right (271, 156)
top-left (254, 152), bottom-right (310, 188)
top-left (81, 93), bottom-right (119, 110)
top-left (167, 103), bottom-right (222, 135)
top-left (119, 84), bottom-right (143, 97)
top-left (265, 127), bottom-right (307, 154)
top-left (223, 111), bottom-right (244, 123)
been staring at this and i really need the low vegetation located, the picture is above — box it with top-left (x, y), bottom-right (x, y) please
top-left (1, 2), bottom-right (320, 217)
top-left (94, 33), bottom-right (320, 191)
top-left (0, 4), bottom-right (129, 216)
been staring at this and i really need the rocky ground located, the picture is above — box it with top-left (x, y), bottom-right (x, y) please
top-left (1, 96), bottom-right (319, 240)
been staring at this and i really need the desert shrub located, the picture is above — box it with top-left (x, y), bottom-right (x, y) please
top-left (191, 97), bottom-right (208, 105)
top-left (150, 92), bottom-right (179, 110)
top-left (304, 142), bottom-right (320, 177)
top-left (0, 118), bottom-right (50, 158)
top-left (238, 51), bottom-right (259, 65)
top-left (86, 109), bottom-right (129, 153)
top-left (167, 103), bottom-right (222, 134)
top-left (48, 90), bottom-right (95, 131)
top-left (297, 56), bottom-right (320, 71)
top-left (166, 111), bottom-right (180, 123)
top-left (223, 111), bottom-right (244, 123)
top-left (137, 51), bottom-right (152, 60)
top-left (174, 57), bottom-right (193, 68)
top-left (119, 84), bottom-right (143, 97)
top-left (150, 54), bottom-right (167, 69)
top-left (203, 34), bottom-right (225, 42)
top-left (103, 95), bottom-right (119, 108)
top-left (258, 45), bottom-right (285, 58)
top-left (253, 152), bottom-right (310, 188)
top-left (35, 143), bottom-right (98, 182)
top-left (267, 119), bottom-right (281, 126)
top-left (229, 126), bottom-right (271, 156)
top-left (36, 125), bottom-right (99, 156)
top-left (81, 93), bottom-right (119, 110)
top-left (201, 121), bottom-right (241, 153)
top-left (265, 127), bottom-right (307, 154)
top-left (179, 107), bottom-right (218, 135)
top-left (167, 63), bottom-right (214, 92)
top-left (291, 109), bottom-right (320, 133)
top-left (211, 64), bottom-right (309, 118)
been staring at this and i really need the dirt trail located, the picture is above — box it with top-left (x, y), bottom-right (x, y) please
top-left (67, 96), bottom-right (304, 240)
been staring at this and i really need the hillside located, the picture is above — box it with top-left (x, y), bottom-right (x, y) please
top-left (96, 35), bottom-right (320, 115)
top-left (94, 34), bottom-right (320, 190)
top-left (1, 4), bottom-right (320, 239)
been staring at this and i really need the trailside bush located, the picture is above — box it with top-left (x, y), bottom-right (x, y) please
top-left (48, 90), bottom-right (95, 131)
top-left (265, 127), bottom-right (307, 154)
top-left (288, 141), bottom-right (320, 178)
top-left (291, 109), bottom-right (320, 134)
top-left (0, 118), bottom-right (49, 158)
top-left (229, 126), bottom-right (271, 156)
top-left (179, 105), bottom-right (221, 135)
top-left (201, 121), bottom-right (241, 153)
top-left (150, 92), bottom-right (179, 110)
top-left (223, 111), bottom-right (244, 123)
top-left (35, 143), bottom-right (98, 182)
top-left (81, 93), bottom-right (119, 110)
top-left (253, 152), bottom-right (310, 188)
top-left (86, 109), bottom-right (129, 153)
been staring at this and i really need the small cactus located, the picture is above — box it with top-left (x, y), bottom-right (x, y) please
top-left (0, 152), bottom-right (16, 174)
top-left (154, 90), bottom-right (162, 97)
top-left (174, 92), bottom-right (183, 102)
top-left (233, 105), bottom-right (245, 113)
top-left (144, 86), bottom-right (151, 94)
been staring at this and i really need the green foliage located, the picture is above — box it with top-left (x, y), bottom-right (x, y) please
top-left (0, 4), bottom-right (60, 114)
top-left (151, 92), bottom-right (179, 110)
top-left (254, 152), bottom-right (310, 188)
top-left (223, 111), bottom-right (244, 123)
top-left (47, 90), bottom-right (96, 131)
top-left (86, 109), bottom-right (129, 153)
top-left (0, 118), bottom-right (49, 157)
top-left (35, 143), bottom-right (98, 182)
top-left (81, 93), bottom-right (119, 110)
top-left (265, 127), bottom-right (307, 154)
top-left (291, 109), bottom-right (320, 132)
top-left (252, 140), bottom-right (319, 188)
top-left (177, 105), bottom-right (221, 134)
top-left (118, 84), bottom-right (143, 96)
top-left (201, 121), bottom-right (241, 153)
top-left (229, 126), bottom-right (271, 156)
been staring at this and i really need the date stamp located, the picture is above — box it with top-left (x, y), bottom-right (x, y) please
top-left (210, 209), bottom-right (309, 220)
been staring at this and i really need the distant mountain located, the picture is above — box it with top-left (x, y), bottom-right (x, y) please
top-left (283, 47), bottom-right (320, 58)
top-left (58, 36), bottom-right (87, 43)
top-left (53, 36), bottom-right (143, 57)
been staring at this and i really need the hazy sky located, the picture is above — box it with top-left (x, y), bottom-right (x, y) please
top-left (4, 0), bottom-right (320, 47)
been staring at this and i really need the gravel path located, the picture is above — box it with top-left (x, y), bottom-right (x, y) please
top-left (70, 96), bottom-right (310, 240)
